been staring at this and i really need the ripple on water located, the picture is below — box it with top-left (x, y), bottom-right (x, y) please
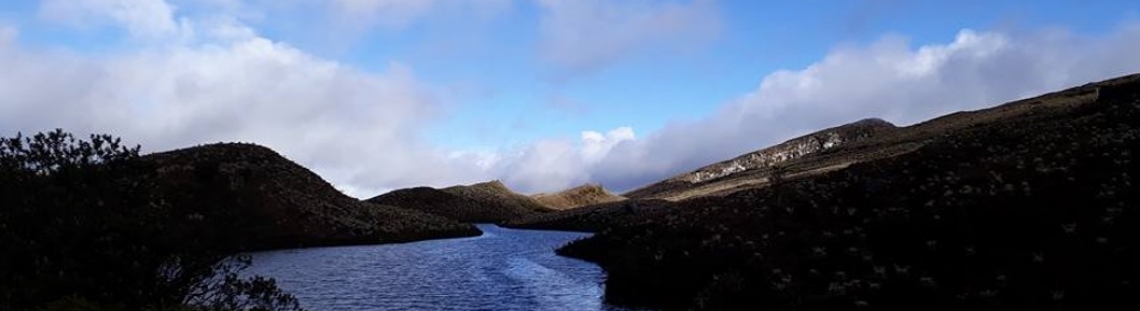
top-left (245, 224), bottom-right (636, 311)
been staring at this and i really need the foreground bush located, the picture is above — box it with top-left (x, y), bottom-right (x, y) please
top-left (0, 130), bottom-right (302, 311)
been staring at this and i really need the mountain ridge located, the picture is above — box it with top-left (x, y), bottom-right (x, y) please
top-left (623, 73), bottom-right (1138, 202)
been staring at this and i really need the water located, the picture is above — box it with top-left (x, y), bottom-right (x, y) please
top-left (246, 224), bottom-right (632, 311)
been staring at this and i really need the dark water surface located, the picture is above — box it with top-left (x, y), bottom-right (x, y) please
top-left (246, 224), bottom-right (631, 311)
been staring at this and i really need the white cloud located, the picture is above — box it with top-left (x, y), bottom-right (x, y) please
top-left (8, 0), bottom-right (1140, 199)
top-left (501, 139), bottom-right (582, 192)
top-left (39, 0), bottom-right (183, 38)
top-left (3, 1), bottom-right (496, 198)
top-left (476, 126), bottom-right (636, 193)
top-left (575, 25), bottom-right (1140, 192)
top-left (537, 0), bottom-right (720, 74)
top-left (581, 127), bottom-right (635, 163)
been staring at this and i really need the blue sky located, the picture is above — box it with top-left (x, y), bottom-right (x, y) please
top-left (1, 0), bottom-right (1139, 197)
top-left (327, 0), bottom-right (1140, 150)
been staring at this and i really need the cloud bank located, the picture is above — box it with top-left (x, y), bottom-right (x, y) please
top-left (2, 0), bottom-right (1139, 198)
top-left (3, 1), bottom-right (494, 197)
top-left (581, 25), bottom-right (1140, 191)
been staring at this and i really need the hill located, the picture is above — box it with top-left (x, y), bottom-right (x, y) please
top-left (365, 185), bottom-right (537, 223)
top-left (556, 74), bottom-right (1140, 310)
top-left (141, 143), bottom-right (480, 250)
top-left (440, 180), bottom-right (554, 215)
top-left (531, 183), bottom-right (626, 210)
top-left (366, 180), bottom-right (553, 223)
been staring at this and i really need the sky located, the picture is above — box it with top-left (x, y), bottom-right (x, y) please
top-left (1, 0), bottom-right (1139, 198)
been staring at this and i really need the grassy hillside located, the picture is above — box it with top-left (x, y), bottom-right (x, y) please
top-left (556, 74), bottom-right (1140, 310)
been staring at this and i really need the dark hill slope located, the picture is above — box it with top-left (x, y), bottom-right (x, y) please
top-left (625, 77), bottom-right (1135, 202)
top-left (532, 183), bottom-right (626, 210)
top-left (141, 143), bottom-right (479, 250)
top-left (558, 74), bottom-right (1140, 310)
top-left (502, 199), bottom-right (676, 232)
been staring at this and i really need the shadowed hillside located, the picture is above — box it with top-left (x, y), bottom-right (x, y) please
top-left (532, 183), bottom-right (626, 210)
top-left (142, 143), bottom-right (481, 249)
top-left (555, 74), bottom-right (1140, 310)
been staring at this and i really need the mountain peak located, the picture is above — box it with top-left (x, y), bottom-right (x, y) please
top-left (851, 118), bottom-right (895, 128)
top-left (470, 180), bottom-right (509, 191)
top-left (146, 142), bottom-right (283, 160)
top-left (558, 182), bottom-right (598, 191)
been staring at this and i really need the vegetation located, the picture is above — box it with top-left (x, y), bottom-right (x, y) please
top-left (0, 130), bottom-right (302, 311)
top-left (557, 75), bottom-right (1140, 310)
top-left (501, 199), bottom-right (677, 232)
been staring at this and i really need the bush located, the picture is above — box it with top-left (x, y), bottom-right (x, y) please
top-left (0, 130), bottom-right (302, 311)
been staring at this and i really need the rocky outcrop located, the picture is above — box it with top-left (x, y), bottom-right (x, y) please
top-left (683, 118), bottom-right (895, 184)
top-left (141, 143), bottom-right (480, 250)
top-left (625, 118), bottom-right (897, 201)
top-left (531, 183), bottom-right (626, 210)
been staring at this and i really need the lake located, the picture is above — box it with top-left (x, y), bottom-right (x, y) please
top-left (246, 224), bottom-right (633, 311)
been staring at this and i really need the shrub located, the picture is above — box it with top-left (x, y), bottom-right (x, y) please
top-left (0, 130), bottom-right (302, 311)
